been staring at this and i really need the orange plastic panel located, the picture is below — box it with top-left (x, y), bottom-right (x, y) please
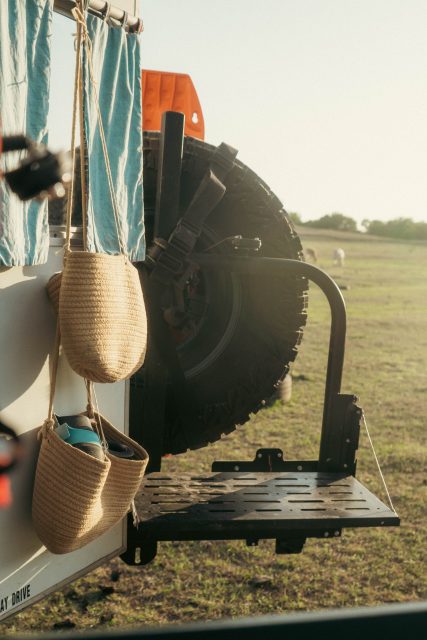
top-left (142, 69), bottom-right (205, 140)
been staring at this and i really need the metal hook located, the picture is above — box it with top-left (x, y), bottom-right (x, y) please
top-left (130, 17), bottom-right (144, 34)
top-left (121, 10), bottom-right (129, 29)
top-left (101, 1), bottom-right (112, 23)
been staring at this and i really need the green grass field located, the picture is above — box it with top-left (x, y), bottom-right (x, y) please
top-left (4, 228), bottom-right (427, 633)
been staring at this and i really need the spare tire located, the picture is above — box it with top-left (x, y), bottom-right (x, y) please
top-left (140, 132), bottom-right (308, 454)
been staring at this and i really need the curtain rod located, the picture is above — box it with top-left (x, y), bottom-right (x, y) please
top-left (53, 0), bottom-right (143, 33)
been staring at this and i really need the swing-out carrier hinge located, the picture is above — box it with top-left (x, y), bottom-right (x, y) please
top-left (318, 394), bottom-right (362, 475)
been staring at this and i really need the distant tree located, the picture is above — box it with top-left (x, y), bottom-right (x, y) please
top-left (287, 211), bottom-right (303, 226)
top-left (305, 212), bottom-right (357, 232)
top-left (414, 221), bottom-right (427, 240)
top-left (363, 219), bottom-right (386, 236)
top-left (363, 217), bottom-right (427, 241)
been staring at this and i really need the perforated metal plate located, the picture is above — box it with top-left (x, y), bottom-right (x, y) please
top-left (135, 472), bottom-right (399, 541)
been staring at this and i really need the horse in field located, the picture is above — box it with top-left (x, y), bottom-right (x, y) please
top-left (304, 247), bottom-right (318, 263)
top-left (333, 247), bottom-right (345, 266)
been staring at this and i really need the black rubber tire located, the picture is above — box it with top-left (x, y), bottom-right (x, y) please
top-left (144, 132), bottom-right (308, 454)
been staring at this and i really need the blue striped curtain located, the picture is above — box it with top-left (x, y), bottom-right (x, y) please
top-left (83, 14), bottom-right (145, 261)
top-left (0, 0), bottom-right (52, 266)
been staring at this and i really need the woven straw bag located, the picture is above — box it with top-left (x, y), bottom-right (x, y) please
top-left (46, 256), bottom-right (147, 383)
top-left (59, 252), bottom-right (147, 383)
top-left (50, 6), bottom-right (147, 383)
top-left (32, 407), bottom-right (148, 555)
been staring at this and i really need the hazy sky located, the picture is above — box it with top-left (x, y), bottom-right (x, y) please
top-left (50, 1), bottom-right (427, 224)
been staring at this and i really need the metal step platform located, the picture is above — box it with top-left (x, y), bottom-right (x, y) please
top-left (135, 470), bottom-right (398, 541)
top-left (127, 445), bottom-right (399, 563)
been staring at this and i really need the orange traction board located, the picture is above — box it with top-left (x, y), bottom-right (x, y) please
top-left (142, 69), bottom-right (205, 140)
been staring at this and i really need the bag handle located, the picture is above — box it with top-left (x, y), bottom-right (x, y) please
top-left (64, 4), bottom-right (85, 254)
top-left (39, 321), bottom-right (61, 438)
top-left (65, 0), bottom-right (127, 258)
top-left (40, 320), bottom-right (107, 451)
top-left (84, 379), bottom-right (108, 449)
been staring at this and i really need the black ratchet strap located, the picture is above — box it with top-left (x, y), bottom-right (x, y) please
top-left (209, 142), bottom-right (239, 181)
top-left (146, 142), bottom-right (238, 284)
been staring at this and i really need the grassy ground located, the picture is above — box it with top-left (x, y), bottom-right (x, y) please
top-left (3, 229), bottom-right (427, 633)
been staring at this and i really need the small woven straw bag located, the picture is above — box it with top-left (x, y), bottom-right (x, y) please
top-left (58, 251), bottom-right (147, 383)
top-left (47, 255), bottom-right (146, 383)
top-left (32, 370), bottom-right (148, 554)
top-left (47, 5), bottom-right (147, 383)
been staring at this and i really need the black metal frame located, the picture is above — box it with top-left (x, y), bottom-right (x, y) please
top-left (194, 254), bottom-right (354, 473)
top-left (121, 112), bottom-right (399, 566)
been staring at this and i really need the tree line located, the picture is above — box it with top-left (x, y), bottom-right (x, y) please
top-left (288, 212), bottom-right (427, 241)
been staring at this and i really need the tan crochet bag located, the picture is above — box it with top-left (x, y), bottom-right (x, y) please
top-left (32, 370), bottom-right (148, 554)
top-left (47, 255), bottom-right (147, 383)
top-left (49, 6), bottom-right (147, 383)
top-left (59, 252), bottom-right (146, 383)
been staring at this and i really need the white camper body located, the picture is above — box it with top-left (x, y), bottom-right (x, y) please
top-left (0, 232), bottom-right (129, 621)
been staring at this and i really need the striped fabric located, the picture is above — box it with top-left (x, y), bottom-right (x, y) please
top-left (83, 14), bottom-right (145, 261)
top-left (0, 0), bottom-right (52, 266)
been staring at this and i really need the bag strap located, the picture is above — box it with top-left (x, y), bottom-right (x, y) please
top-left (40, 322), bottom-right (107, 450)
top-left (84, 379), bottom-right (108, 450)
top-left (38, 316), bottom-right (108, 451)
top-left (64, 6), bottom-right (85, 254)
top-left (65, 1), bottom-right (127, 258)
top-left (39, 320), bottom-right (61, 438)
